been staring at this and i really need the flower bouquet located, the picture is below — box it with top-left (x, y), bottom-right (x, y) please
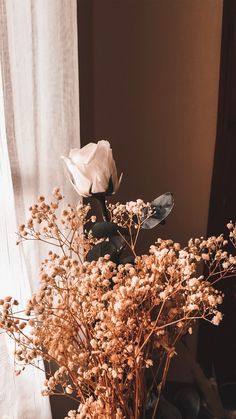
top-left (1, 141), bottom-right (236, 419)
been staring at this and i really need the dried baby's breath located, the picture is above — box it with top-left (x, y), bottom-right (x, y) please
top-left (1, 189), bottom-right (236, 418)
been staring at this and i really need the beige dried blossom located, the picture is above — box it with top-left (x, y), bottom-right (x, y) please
top-left (1, 190), bottom-right (236, 418)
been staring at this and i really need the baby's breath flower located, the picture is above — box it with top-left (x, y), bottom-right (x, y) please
top-left (1, 188), bottom-right (235, 419)
top-left (212, 311), bottom-right (223, 326)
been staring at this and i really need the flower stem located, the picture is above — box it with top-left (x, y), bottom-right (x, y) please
top-left (95, 195), bottom-right (110, 222)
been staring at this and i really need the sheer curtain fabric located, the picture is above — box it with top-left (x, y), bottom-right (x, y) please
top-left (0, 1), bottom-right (80, 417)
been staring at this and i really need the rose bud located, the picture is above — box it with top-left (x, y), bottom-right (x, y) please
top-left (62, 140), bottom-right (122, 197)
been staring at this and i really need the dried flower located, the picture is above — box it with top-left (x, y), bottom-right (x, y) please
top-left (1, 187), bottom-right (235, 419)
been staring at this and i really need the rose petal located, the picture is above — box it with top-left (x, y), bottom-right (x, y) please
top-left (91, 174), bottom-right (109, 194)
top-left (69, 143), bottom-right (97, 165)
top-left (61, 156), bottom-right (91, 197)
top-left (63, 140), bottom-right (122, 196)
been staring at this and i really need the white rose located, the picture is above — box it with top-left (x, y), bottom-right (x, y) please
top-left (62, 140), bottom-right (122, 197)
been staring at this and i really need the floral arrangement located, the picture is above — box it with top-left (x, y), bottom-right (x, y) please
top-left (1, 141), bottom-right (236, 418)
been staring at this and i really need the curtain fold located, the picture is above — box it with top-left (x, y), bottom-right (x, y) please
top-left (0, 1), bottom-right (80, 417)
top-left (0, 62), bottom-right (52, 419)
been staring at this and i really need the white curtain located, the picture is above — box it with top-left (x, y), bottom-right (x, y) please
top-left (0, 1), bottom-right (80, 418)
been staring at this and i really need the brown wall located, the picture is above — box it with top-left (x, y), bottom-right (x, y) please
top-left (77, 0), bottom-right (223, 387)
top-left (79, 0), bottom-right (223, 250)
